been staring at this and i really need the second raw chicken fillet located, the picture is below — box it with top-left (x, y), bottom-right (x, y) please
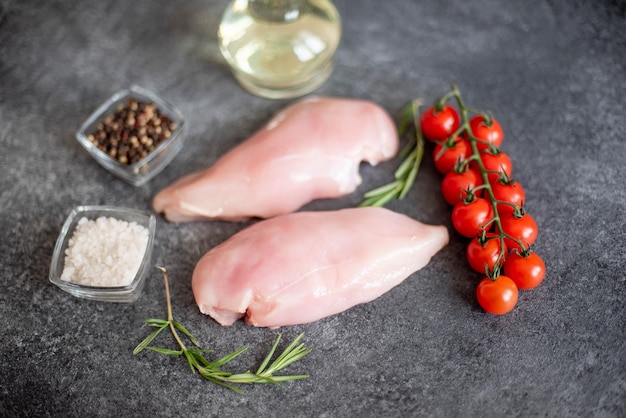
top-left (192, 207), bottom-right (449, 328)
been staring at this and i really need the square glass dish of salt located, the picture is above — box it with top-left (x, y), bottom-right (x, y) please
top-left (76, 85), bottom-right (186, 186)
top-left (49, 205), bottom-right (156, 302)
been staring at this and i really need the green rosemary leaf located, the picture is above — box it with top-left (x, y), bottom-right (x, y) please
top-left (144, 346), bottom-right (183, 356)
top-left (269, 333), bottom-right (304, 368)
top-left (267, 374), bottom-right (310, 382)
top-left (366, 187), bottom-right (402, 207)
top-left (226, 372), bottom-right (310, 384)
top-left (357, 195), bottom-right (382, 207)
top-left (256, 334), bottom-right (282, 374)
top-left (397, 139), bottom-right (416, 160)
top-left (398, 118), bottom-right (425, 201)
top-left (372, 192), bottom-right (398, 207)
top-left (276, 345), bottom-right (312, 372)
top-left (144, 318), bottom-right (168, 326)
top-left (396, 102), bottom-right (415, 138)
top-left (265, 334), bottom-right (311, 375)
top-left (199, 371), bottom-right (245, 394)
top-left (184, 350), bottom-right (197, 374)
top-left (208, 346), bottom-right (249, 369)
top-left (133, 326), bottom-right (167, 355)
top-left (226, 372), bottom-right (280, 385)
top-left (394, 150), bottom-right (416, 180)
top-left (201, 366), bottom-right (232, 379)
top-left (188, 349), bottom-right (213, 368)
top-left (399, 165), bottom-right (418, 200)
top-left (362, 180), bottom-right (403, 199)
top-left (172, 320), bottom-right (201, 347)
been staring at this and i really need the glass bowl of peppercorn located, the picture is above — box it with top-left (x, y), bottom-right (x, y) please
top-left (76, 85), bottom-right (186, 186)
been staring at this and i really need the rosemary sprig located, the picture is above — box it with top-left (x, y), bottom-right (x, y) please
top-left (133, 267), bottom-right (311, 394)
top-left (359, 99), bottom-right (425, 207)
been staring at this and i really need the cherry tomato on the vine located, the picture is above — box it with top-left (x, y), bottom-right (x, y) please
top-left (492, 180), bottom-right (526, 216)
top-left (469, 116), bottom-right (504, 150)
top-left (441, 168), bottom-right (482, 206)
top-left (476, 276), bottom-right (518, 315)
top-left (421, 105), bottom-right (460, 142)
top-left (452, 197), bottom-right (493, 238)
top-left (504, 251), bottom-right (546, 290)
top-left (475, 150), bottom-right (512, 183)
top-left (466, 233), bottom-right (506, 274)
top-left (500, 213), bottom-right (538, 251)
top-left (433, 138), bottom-right (470, 175)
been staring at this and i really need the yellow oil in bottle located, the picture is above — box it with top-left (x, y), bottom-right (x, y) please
top-left (218, 0), bottom-right (341, 99)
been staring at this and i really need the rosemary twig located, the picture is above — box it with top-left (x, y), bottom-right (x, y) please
top-left (133, 267), bottom-right (311, 394)
top-left (359, 99), bottom-right (425, 207)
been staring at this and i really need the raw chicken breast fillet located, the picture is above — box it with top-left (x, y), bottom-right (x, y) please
top-left (153, 97), bottom-right (398, 222)
top-left (192, 207), bottom-right (449, 328)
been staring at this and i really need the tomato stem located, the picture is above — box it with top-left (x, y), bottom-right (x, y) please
top-left (445, 84), bottom-right (520, 278)
top-left (436, 90), bottom-right (457, 111)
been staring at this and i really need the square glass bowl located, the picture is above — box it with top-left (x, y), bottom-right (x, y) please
top-left (49, 205), bottom-right (156, 302)
top-left (76, 85), bottom-right (186, 186)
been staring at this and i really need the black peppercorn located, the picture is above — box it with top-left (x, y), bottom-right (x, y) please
top-left (87, 98), bottom-right (176, 165)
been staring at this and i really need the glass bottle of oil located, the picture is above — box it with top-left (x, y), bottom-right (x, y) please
top-left (218, 0), bottom-right (341, 99)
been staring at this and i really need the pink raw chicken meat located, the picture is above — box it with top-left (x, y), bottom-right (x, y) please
top-left (153, 97), bottom-right (398, 222)
top-left (192, 207), bottom-right (449, 328)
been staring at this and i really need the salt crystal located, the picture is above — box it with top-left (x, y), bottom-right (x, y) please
top-left (61, 216), bottom-right (149, 287)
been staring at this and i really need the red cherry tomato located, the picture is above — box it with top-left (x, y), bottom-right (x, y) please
top-left (441, 168), bottom-right (483, 206)
top-left (466, 234), bottom-right (506, 274)
top-left (492, 180), bottom-right (526, 216)
top-left (476, 151), bottom-right (512, 183)
top-left (504, 251), bottom-right (546, 290)
top-left (476, 276), bottom-right (518, 314)
top-left (421, 105), bottom-right (460, 142)
top-left (500, 213), bottom-right (538, 251)
top-left (433, 138), bottom-right (470, 175)
top-left (469, 116), bottom-right (504, 150)
top-left (452, 198), bottom-right (493, 238)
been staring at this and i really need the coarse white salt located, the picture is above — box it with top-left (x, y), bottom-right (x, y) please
top-left (61, 216), bottom-right (149, 287)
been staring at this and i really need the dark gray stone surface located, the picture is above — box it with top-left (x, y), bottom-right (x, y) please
top-left (1, 0), bottom-right (625, 416)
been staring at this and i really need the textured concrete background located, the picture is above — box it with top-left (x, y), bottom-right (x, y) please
top-left (1, 0), bottom-right (625, 417)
